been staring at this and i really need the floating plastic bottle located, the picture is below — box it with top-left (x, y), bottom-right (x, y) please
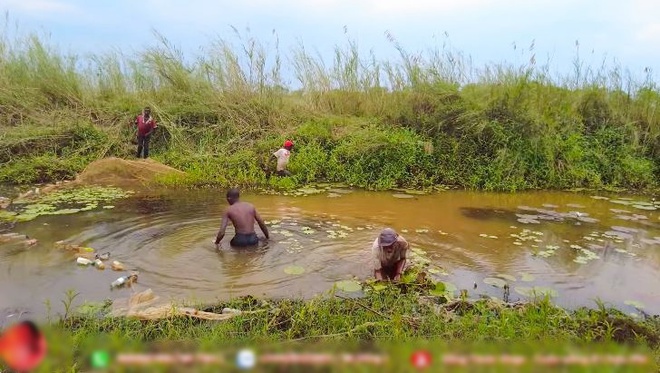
top-left (111, 261), bottom-right (125, 271)
top-left (94, 259), bottom-right (105, 270)
top-left (110, 273), bottom-right (138, 289)
top-left (110, 276), bottom-right (128, 289)
top-left (77, 257), bottom-right (93, 266)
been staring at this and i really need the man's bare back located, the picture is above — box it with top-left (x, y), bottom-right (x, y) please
top-left (215, 188), bottom-right (269, 249)
top-left (226, 201), bottom-right (259, 234)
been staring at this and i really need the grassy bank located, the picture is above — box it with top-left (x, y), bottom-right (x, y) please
top-left (1, 27), bottom-right (659, 192)
top-left (32, 284), bottom-right (660, 372)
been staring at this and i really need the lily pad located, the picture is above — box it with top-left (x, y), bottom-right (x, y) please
top-left (515, 286), bottom-right (558, 298)
top-left (566, 204), bottom-right (585, 208)
top-left (517, 218), bottom-right (540, 224)
top-left (328, 188), bottom-right (353, 194)
top-left (297, 187), bottom-right (323, 195)
top-left (590, 196), bottom-right (610, 200)
top-left (610, 200), bottom-right (631, 205)
top-left (542, 204), bottom-right (559, 208)
top-left (284, 265), bottom-right (305, 275)
top-left (632, 205), bottom-right (657, 211)
top-left (520, 273), bottom-right (535, 282)
top-left (335, 280), bottom-right (362, 292)
top-left (52, 208), bottom-right (82, 215)
top-left (14, 214), bottom-right (38, 222)
top-left (327, 193), bottom-right (341, 198)
top-left (611, 226), bottom-right (639, 234)
top-left (577, 216), bottom-right (599, 223)
top-left (404, 190), bottom-right (427, 195)
top-left (392, 194), bottom-right (415, 199)
top-left (495, 274), bottom-right (517, 282)
top-left (624, 300), bottom-right (645, 309)
top-left (483, 277), bottom-right (507, 288)
top-left (103, 205), bottom-right (115, 209)
top-left (536, 250), bottom-right (557, 258)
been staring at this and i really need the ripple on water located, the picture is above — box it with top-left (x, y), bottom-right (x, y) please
top-left (60, 210), bottom-right (380, 301)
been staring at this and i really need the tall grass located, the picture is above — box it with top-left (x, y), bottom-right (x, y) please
top-left (1, 20), bottom-right (659, 191)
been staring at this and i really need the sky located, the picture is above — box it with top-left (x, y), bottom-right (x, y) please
top-left (1, 0), bottom-right (659, 87)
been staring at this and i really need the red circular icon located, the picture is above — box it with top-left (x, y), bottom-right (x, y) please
top-left (411, 350), bottom-right (432, 369)
top-left (0, 321), bottom-right (47, 372)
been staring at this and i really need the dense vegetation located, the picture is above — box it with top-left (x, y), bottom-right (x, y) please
top-left (1, 28), bottom-right (659, 192)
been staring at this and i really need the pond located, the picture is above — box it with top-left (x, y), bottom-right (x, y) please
top-left (1, 186), bottom-right (659, 323)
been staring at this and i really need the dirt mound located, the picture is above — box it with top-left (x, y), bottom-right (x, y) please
top-left (75, 157), bottom-right (185, 188)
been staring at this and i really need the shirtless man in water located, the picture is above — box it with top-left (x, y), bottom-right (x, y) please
top-left (214, 188), bottom-right (269, 249)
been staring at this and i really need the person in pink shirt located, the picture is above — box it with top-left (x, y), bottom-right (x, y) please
top-left (134, 107), bottom-right (157, 158)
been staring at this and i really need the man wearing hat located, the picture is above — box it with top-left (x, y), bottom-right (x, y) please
top-left (372, 228), bottom-right (409, 281)
top-left (272, 140), bottom-right (294, 176)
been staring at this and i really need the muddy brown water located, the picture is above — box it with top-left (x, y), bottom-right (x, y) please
top-left (1, 188), bottom-right (659, 324)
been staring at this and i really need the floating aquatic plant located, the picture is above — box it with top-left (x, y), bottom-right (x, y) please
top-left (520, 273), bottom-right (535, 282)
top-left (334, 280), bottom-right (361, 292)
top-left (284, 265), bottom-right (305, 275)
top-left (483, 277), bottom-right (507, 288)
top-left (495, 274), bottom-right (517, 282)
top-left (3, 186), bottom-right (132, 223)
top-left (632, 205), bottom-right (657, 211)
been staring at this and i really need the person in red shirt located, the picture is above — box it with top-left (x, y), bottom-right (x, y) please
top-left (134, 107), bottom-right (157, 158)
